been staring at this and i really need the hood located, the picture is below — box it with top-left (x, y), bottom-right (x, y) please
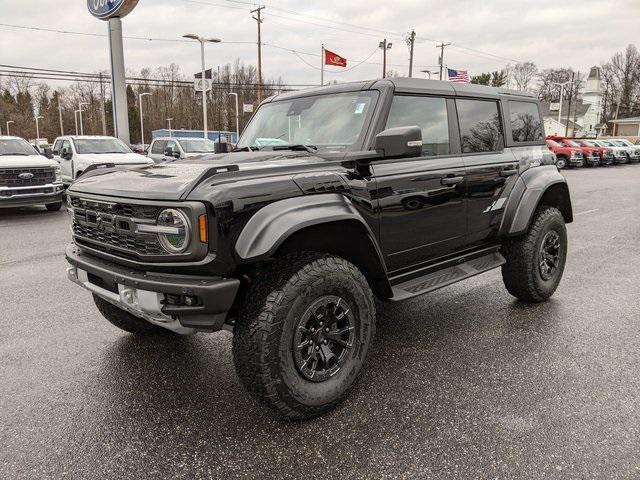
top-left (76, 152), bottom-right (152, 164)
top-left (0, 154), bottom-right (58, 169)
top-left (69, 150), bottom-right (329, 200)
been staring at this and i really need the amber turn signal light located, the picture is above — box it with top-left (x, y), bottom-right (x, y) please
top-left (198, 214), bottom-right (208, 243)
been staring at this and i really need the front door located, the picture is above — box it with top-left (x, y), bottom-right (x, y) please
top-left (58, 139), bottom-right (73, 184)
top-left (373, 94), bottom-right (467, 273)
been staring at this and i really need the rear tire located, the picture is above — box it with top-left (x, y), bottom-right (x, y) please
top-left (501, 206), bottom-right (567, 303)
top-left (555, 157), bottom-right (567, 169)
top-left (93, 294), bottom-right (173, 335)
top-left (45, 202), bottom-right (62, 212)
top-left (232, 253), bottom-right (376, 420)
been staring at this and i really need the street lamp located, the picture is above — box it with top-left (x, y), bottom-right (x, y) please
top-left (379, 39), bottom-right (392, 78)
top-left (74, 110), bottom-right (80, 135)
top-left (225, 92), bottom-right (239, 142)
top-left (35, 115), bottom-right (44, 145)
top-left (166, 118), bottom-right (173, 138)
top-left (6, 120), bottom-right (15, 136)
top-left (182, 33), bottom-right (221, 139)
top-left (78, 102), bottom-right (89, 136)
top-left (138, 92), bottom-right (152, 145)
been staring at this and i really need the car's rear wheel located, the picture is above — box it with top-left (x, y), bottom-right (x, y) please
top-left (233, 253), bottom-right (376, 419)
top-left (501, 206), bottom-right (567, 303)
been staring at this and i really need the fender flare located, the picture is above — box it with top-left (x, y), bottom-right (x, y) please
top-left (500, 166), bottom-right (573, 236)
top-left (235, 193), bottom-right (382, 262)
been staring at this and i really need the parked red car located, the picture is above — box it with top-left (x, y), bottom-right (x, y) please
top-left (548, 136), bottom-right (600, 167)
top-left (571, 139), bottom-right (615, 166)
top-left (545, 138), bottom-right (585, 169)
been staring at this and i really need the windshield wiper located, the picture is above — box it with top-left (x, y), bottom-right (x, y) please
top-left (271, 144), bottom-right (318, 154)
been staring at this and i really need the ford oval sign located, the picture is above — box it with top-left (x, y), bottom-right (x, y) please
top-left (87, 0), bottom-right (140, 20)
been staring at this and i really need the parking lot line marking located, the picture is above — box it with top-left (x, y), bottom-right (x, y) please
top-left (575, 209), bottom-right (599, 216)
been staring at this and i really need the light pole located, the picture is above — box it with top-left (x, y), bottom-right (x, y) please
top-left (167, 118), bottom-right (173, 138)
top-left (6, 120), bottom-right (14, 136)
top-left (74, 110), bottom-right (80, 135)
top-left (552, 81), bottom-right (574, 132)
top-left (421, 70), bottom-right (433, 79)
top-left (379, 39), bottom-right (392, 78)
top-left (35, 115), bottom-right (44, 145)
top-left (138, 92), bottom-right (152, 145)
top-left (183, 34), bottom-right (221, 140)
top-left (78, 102), bottom-right (89, 136)
top-left (226, 92), bottom-right (239, 141)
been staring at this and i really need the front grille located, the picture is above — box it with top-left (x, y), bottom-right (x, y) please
top-left (0, 167), bottom-right (55, 187)
top-left (72, 222), bottom-right (164, 257)
top-left (70, 196), bottom-right (165, 259)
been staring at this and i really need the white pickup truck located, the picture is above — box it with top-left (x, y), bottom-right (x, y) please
top-left (0, 136), bottom-right (64, 211)
top-left (51, 136), bottom-right (153, 186)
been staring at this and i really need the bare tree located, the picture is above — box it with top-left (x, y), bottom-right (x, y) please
top-left (512, 62), bottom-right (538, 92)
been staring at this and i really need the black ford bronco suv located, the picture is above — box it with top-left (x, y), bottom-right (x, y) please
top-left (65, 78), bottom-right (572, 419)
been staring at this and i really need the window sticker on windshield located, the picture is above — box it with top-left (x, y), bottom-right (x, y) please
top-left (354, 102), bottom-right (367, 115)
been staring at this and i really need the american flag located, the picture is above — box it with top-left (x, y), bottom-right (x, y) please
top-left (447, 68), bottom-right (470, 83)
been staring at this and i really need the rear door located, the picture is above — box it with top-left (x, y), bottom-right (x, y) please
top-left (456, 98), bottom-right (518, 246)
top-left (372, 94), bottom-right (467, 273)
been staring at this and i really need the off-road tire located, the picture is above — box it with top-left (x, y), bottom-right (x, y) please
top-left (45, 202), bottom-right (62, 211)
top-left (232, 253), bottom-right (376, 420)
top-left (93, 294), bottom-right (173, 335)
top-left (501, 206), bottom-right (567, 303)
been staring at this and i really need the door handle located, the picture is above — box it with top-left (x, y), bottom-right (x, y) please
top-left (441, 176), bottom-right (464, 186)
top-left (500, 168), bottom-right (518, 177)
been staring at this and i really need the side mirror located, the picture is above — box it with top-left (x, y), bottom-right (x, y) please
top-left (164, 147), bottom-right (180, 159)
top-left (375, 126), bottom-right (423, 159)
top-left (62, 148), bottom-right (72, 160)
top-left (215, 142), bottom-right (231, 154)
top-left (43, 147), bottom-right (54, 159)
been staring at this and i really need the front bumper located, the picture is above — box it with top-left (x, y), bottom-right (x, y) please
top-left (600, 155), bottom-right (615, 165)
top-left (66, 243), bottom-right (240, 333)
top-left (569, 156), bottom-right (585, 167)
top-left (0, 183), bottom-right (65, 208)
top-left (585, 155), bottom-right (600, 166)
top-left (614, 155), bottom-right (628, 164)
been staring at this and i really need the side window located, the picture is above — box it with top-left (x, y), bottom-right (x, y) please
top-left (510, 101), bottom-right (543, 143)
top-left (53, 140), bottom-right (62, 154)
top-left (151, 140), bottom-right (167, 155)
top-left (166, 140), bottom-right (177, 153)
top-left (456, 99), bottom-right (503, 153)
top-left (61, 140), bottom-right (71, 153)
top-left (385, 95), bottom-right (450, 156)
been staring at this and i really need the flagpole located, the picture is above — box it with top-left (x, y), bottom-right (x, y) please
top-left (321, 44), bottom-right (324, 86)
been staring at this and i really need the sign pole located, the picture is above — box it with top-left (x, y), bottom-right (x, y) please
top-left (108, 18), bottom-right (130, 145)
top-left (321, 44), bottom-right (324, 86)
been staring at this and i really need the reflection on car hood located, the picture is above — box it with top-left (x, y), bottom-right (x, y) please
top-left (69, 151), bottom-right (328, 200)
top-left (76, 152), bottom-right (152, 164)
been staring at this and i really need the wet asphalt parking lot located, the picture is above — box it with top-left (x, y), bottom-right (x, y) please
top-left (1, 166), bottom-right (639, 479)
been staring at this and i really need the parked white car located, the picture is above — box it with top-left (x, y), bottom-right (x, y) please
top-left (0, 136), bottom-right (64, 211)
top-left (608, 138), bottom-right (640, 162)
top-left (51, 136), bottom-right (154, 186)
top-left (147, 137), bottom-right (218, 163)
top-left (592, 140), bottom-right (630, 164)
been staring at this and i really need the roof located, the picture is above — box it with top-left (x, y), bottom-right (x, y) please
top-left (540, 100), bottom-right (590, 118)
top-left (269, 77), bottom-right (537, 102)
top-left (609, 116), bottom-right (640, 124)
top-left (546, 117), bottom-right (581, 130)
top-left (56, 135), bottom-right (118, 140)
top-left (0, 136), bottom-right (25, 141)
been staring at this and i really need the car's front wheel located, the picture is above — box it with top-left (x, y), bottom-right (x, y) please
top-left (555, 156), bottom-right (567, 169)
top-left (501, 206), bottom-right (567, 302)
top-left (233, 253), bottom-right (376, 419)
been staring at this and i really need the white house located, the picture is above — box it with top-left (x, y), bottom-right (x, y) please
top-left (542, 66), bottom-right (605, 138)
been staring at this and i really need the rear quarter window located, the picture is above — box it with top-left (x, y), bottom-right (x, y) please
top-left (510, 101), bottom-right (543, 143)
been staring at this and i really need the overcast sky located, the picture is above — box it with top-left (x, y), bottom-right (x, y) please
top-left (0, 0), bottom-right (638, 87)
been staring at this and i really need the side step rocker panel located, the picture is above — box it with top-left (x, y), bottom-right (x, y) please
top-left (390, 252), bottom-right (506, 301)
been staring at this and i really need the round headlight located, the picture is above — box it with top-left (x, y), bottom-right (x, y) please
top-left (157, 209), bottom-right (190, 254)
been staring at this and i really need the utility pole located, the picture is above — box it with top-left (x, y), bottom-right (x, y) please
top-left (407, 30), bottom-right (416, 78)
top-left (379, 39), bottom-right (392, 78)
top-left (436, 42), bottom-right (451, 80)
top-left (57, 98), bottom-right (64, 136)
top-left (565, 71), bottom-right (576, 137)
top-left (251, 6), bottom-right (265, 103)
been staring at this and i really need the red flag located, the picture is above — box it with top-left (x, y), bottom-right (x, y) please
top-left (324, 49), bottom-right (347, 67)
